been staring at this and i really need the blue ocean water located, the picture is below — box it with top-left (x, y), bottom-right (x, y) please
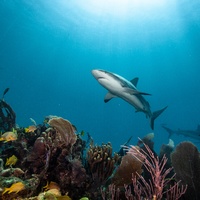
top-left (0, 0), bottom-right (200, 152)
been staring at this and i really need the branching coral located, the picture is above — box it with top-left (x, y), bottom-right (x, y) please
top-left (125, 142), bottom-right (187, 200)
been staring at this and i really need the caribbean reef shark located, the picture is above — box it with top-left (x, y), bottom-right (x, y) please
top-left (162, 125), bottom-right (200, 141)
top-left (91, 69), bottom-right (167, 130)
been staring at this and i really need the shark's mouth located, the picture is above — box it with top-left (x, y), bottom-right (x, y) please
top-left (97, 77), bottom-right (105, 80)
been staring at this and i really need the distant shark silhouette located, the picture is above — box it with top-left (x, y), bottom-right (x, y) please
top-left (162, 125), bottom-right (200, 141)
top-left (92, 69), bottom-right (167, 130)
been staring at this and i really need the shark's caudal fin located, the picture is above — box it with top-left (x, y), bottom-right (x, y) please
top-left (150, 106), bottom-right (168, 130)
top-left (162, 125), bottom-right (174, 138)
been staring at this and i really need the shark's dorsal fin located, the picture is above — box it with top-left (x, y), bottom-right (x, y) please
top-left (130, 77), bottom-right (139, 87)
top-left (104, 92), bottom-right (116, 103)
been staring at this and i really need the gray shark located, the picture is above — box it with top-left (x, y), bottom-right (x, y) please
top-left (162, 125), bottom-right (200, 140)
top-left (91, 69), bottom-right (167, 130)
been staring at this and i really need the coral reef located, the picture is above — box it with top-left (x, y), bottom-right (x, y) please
top-left (0, 116), bottom-right (87, 199)
top-left (171, 141), bottom-right (200, 200)
top-left (0, 103), bottom-right (193, 200)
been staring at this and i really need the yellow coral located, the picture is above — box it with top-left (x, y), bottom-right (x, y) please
top-left (2, 182), bottom-right (25, 194)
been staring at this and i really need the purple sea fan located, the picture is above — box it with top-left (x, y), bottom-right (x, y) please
top-left (124, 142), bottom-right (187, 200)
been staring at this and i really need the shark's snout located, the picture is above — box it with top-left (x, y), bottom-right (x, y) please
top-left (91, 69), bottom-right (98, 78)
top-left (91, 69), bottom-right (103, 80)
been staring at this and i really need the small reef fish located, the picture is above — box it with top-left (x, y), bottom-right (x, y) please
top-left (0, 131), bottom-right (17, 142)
top-left (24, 125), bottom-right (37, 133)
top-left (2, 182), bottom-right (25, 194)
top-left (5, 155), bottom-right (18, 166)
top-left (43, 181), bottom-right (60, 191)
top-left (77, 130), bottom-right (85, 137)
top-left (2, 87), bottom-right (9, 100)
top-left (80, 130), bottom-right (85, 136)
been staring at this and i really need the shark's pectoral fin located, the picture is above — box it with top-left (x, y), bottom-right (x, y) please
top-left (104, 92), bottom-right (116, 103)
top-left (123, 87), bottom-right (151, 96)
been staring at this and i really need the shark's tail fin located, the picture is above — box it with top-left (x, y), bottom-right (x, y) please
top-left (162, 125), bottom-right (174, 138)
top-left (150, 106), bottom-right (168, 130)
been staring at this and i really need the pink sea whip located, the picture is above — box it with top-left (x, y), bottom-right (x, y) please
top-left (125, 141), bottom-right (187, 200)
